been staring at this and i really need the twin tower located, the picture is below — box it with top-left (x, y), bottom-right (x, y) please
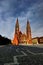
top-left (12, 18), bottom-right (32, 45)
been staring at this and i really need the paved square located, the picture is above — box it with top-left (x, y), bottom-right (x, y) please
top-left (0, 45), bottom-right (43, 65)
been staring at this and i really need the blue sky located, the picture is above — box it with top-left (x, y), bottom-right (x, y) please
top-left (0, 0), bottom-right (43, 39)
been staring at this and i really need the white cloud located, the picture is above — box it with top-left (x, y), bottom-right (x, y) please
top-left (0, 0), bottom-right (43, 39)
top-left (18, 1), bottom-right (43, 37)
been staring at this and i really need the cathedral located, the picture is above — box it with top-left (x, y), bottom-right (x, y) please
top-left (12, 18), bottom-right (32, 45)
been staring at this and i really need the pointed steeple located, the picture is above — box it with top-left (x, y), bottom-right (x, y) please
top-left (26, 20), bottom-right (32, 43)
top-left (26, 20), bottom-right (31, 37)
top-left (16, 18), bottom-right (19, 25)
top-left (27, 20), bottom-right (31, 30)
top-left (15, 18), bottom-right (19, 34)
top-left (12, 18), bottom-right (19, 45)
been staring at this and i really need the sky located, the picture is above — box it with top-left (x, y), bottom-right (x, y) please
top-left (0, 0), bottom-right (43, 39)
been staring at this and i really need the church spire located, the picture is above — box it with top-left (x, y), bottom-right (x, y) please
top-left (26, 20), bottom-right (31, 37)
top-left (12, 18), bottom-right (19, 45)
top-left (26, 20), bottom-right (32, 43)
top-left (16, 18), bottom-right (19, 25)
top-left (15, 18), bottom-right (19, 35)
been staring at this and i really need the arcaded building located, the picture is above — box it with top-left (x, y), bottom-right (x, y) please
top-left (12, 18), bottom-right (32, 45)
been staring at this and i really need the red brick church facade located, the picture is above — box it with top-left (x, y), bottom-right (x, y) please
top-left (12, 18), bottom-right (32, 45)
